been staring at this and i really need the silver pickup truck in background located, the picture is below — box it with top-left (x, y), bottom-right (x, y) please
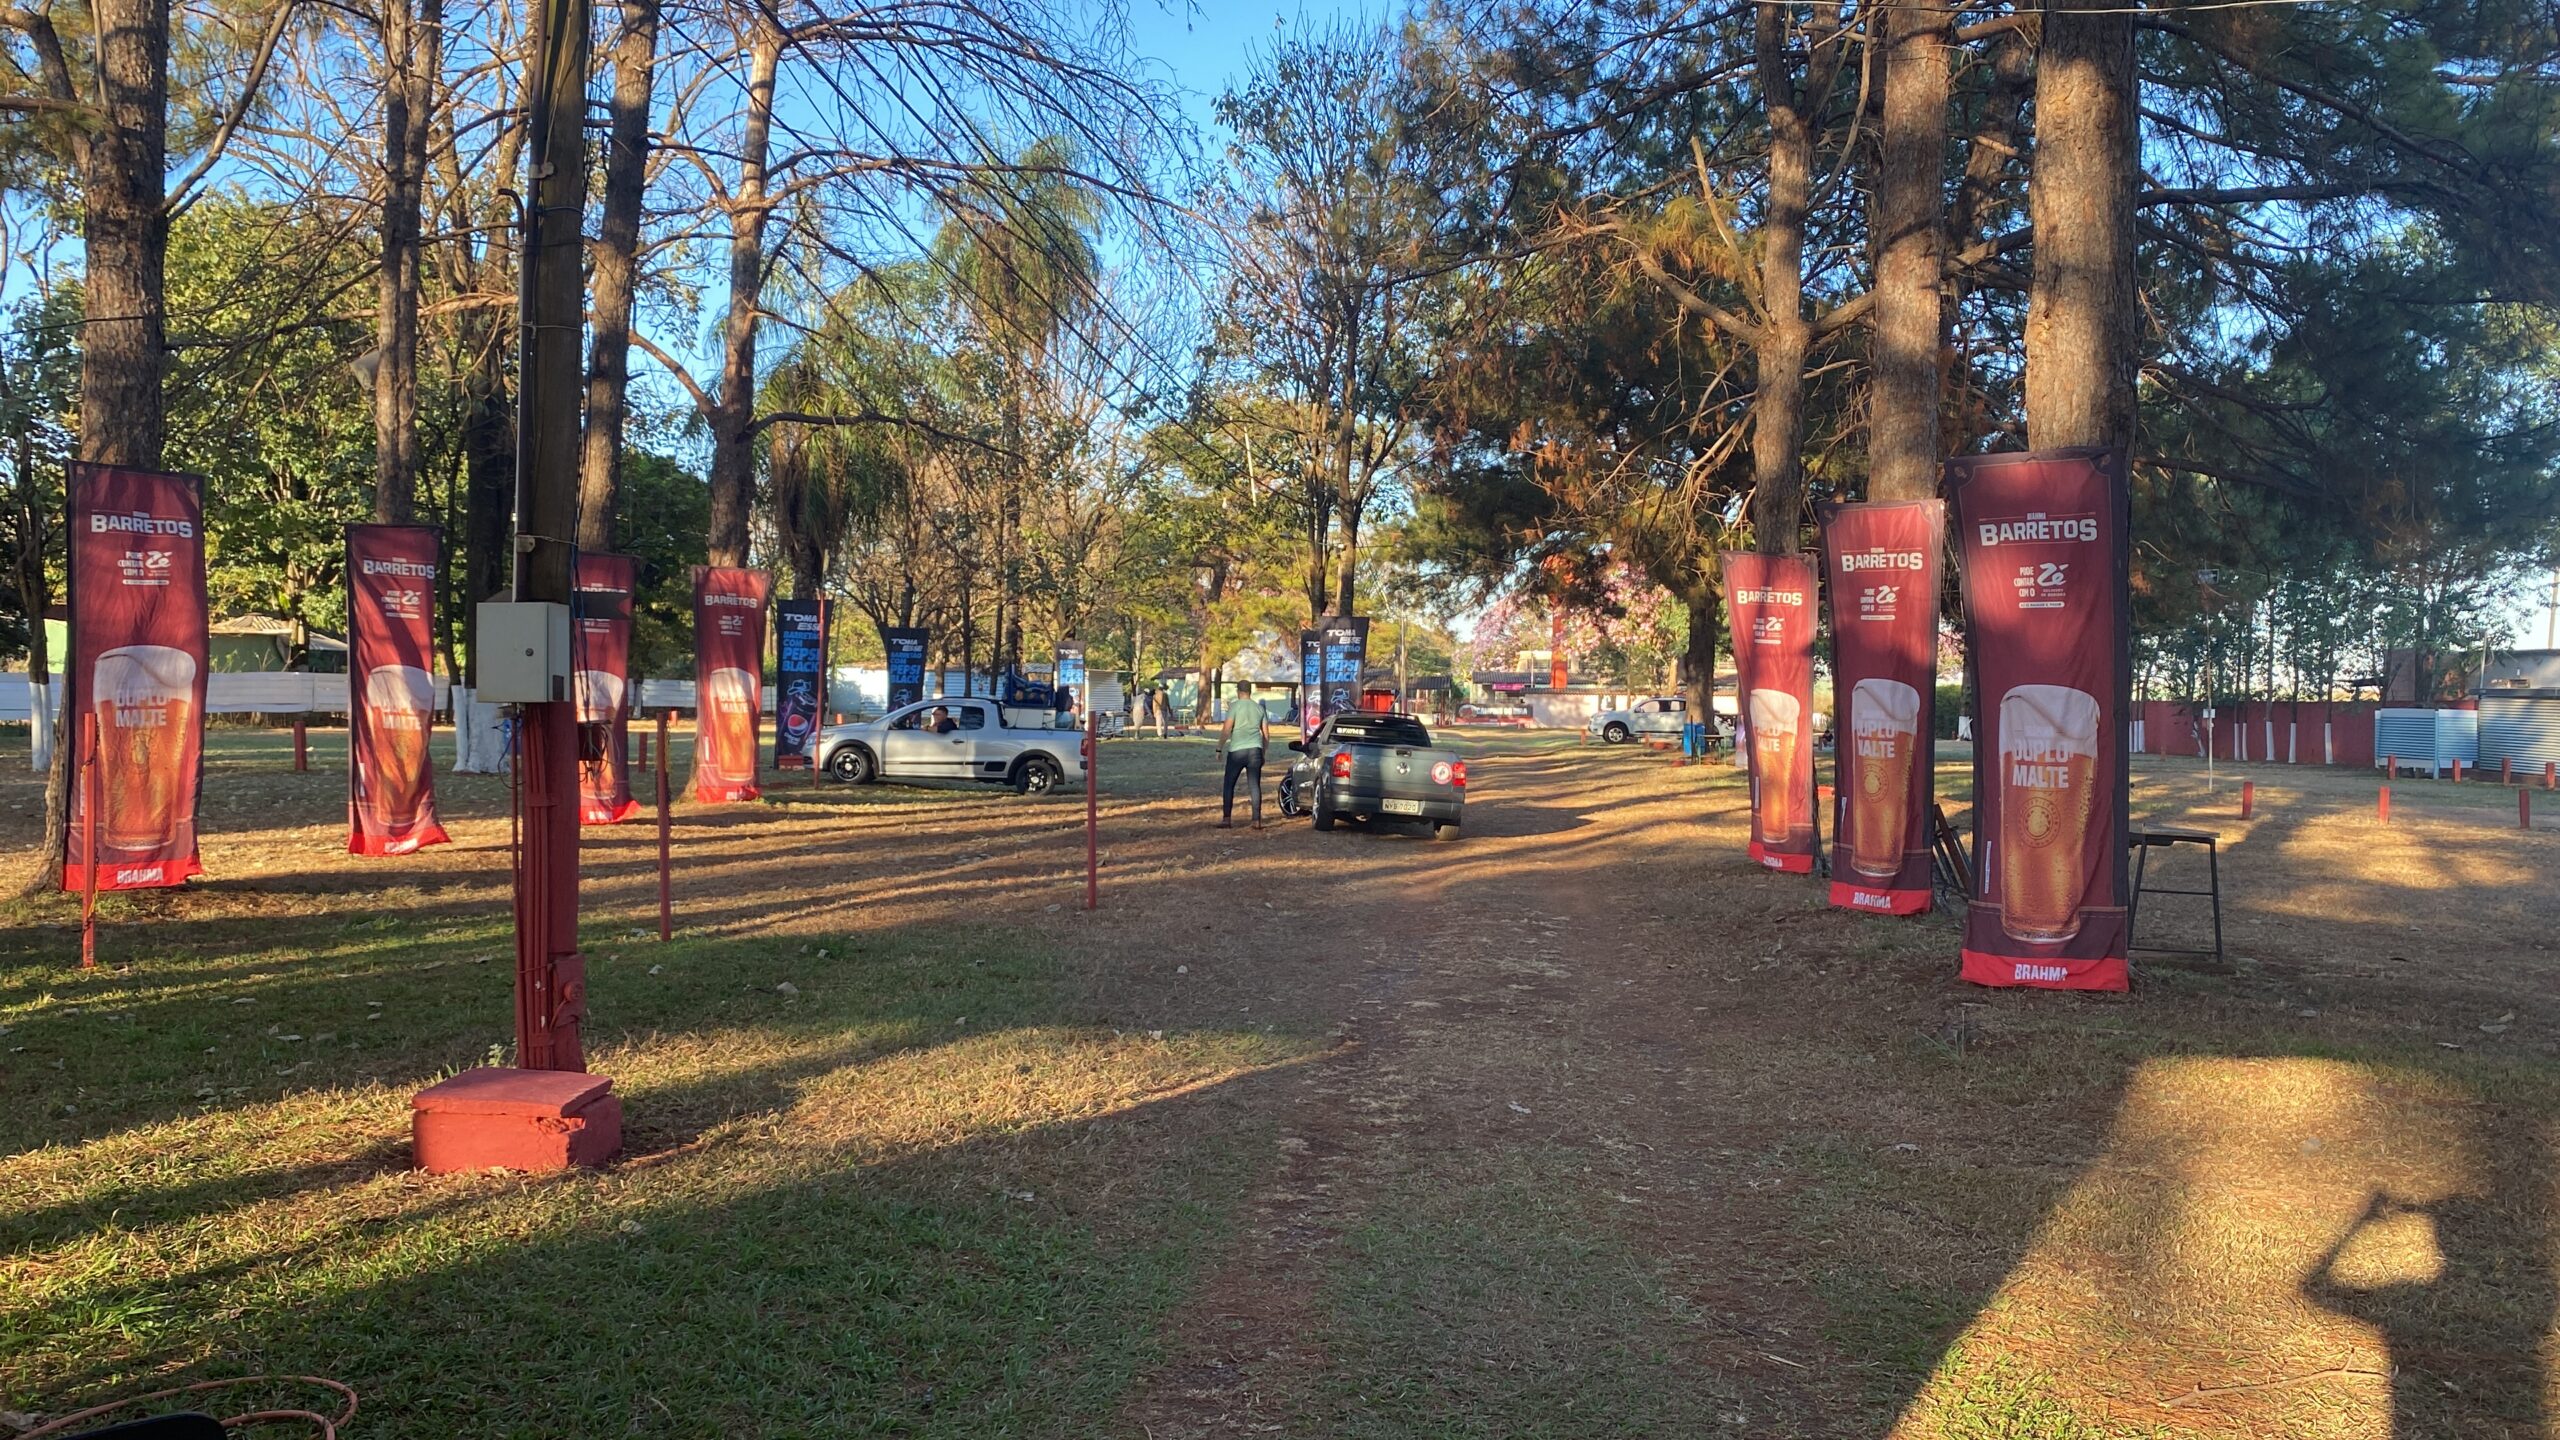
top-left (1277, 711), bottom-right (1466, 838)
top-left (818, 698), bottom-right (1088, 794)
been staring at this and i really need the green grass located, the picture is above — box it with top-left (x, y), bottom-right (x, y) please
top-left (0, 893), bottom-right (1317, 1437)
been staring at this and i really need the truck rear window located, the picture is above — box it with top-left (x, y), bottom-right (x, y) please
top-left (1332, 717), bottom-right (1433, 746)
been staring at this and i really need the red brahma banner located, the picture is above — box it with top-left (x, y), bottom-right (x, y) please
top-left (1720, 551), bottom-right (1819, 874)
top-left (345, 525), bottom-right (451, 856)
top-left (1949, 448), bottom-right (2132, 991)
top-left (65, 463), bottom-right (209, 891)
top-left (575, 552), bottom-right (641, 823)
top-left (1817, 499), bottom-right (1945, 915)
top-left (692, 566), bottom-right (770, 803)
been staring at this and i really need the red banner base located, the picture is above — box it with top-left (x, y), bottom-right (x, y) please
top-left (1830, 881), bottom-right (1931, 915)
top-left (1748, 841), bottom-right (1815, 874)
top-left (62, 857), bottom-right (203, 893)
top-left (693, 782), bottom-right (761, 804)
top-left (581, 800), bottom-right (642, 825)
top-left (1960, 948), bottom-right (2129, 992)
top-left (349, 823), bottom-right (451, 857)
top-left (412, 1066), bottom-right (623, 1174)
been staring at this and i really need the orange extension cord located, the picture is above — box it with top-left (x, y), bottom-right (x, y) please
top-left (16, 1377), bottom-right (357, 1438)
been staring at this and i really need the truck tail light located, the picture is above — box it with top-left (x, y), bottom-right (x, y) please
top-left (1451, 760), bottom-right (1468, 789)
top-left (1330, 750), bottom-right (1354, 778)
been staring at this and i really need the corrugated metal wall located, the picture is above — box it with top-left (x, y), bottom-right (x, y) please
top-left (2479, 695), bottom-right (2560, 775)
top-left (2375, 708), bottom-right (2479, 774)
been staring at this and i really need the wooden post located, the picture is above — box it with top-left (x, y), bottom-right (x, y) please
top-left (2521, 789), bottom-right (2531, 830)
top-left (2386, 753), bottom-right (2396, 780)
top-left (656, 709), bottom-right (672, 941)
top-left (80, 714), bottom-right (100, 970)
top-left (2547, 760), bottom-right (2557, 791)
top-left (2503, 755), bottom-right (2514, 786)
top-left (2452, 757), bottom-right (2464, 783)
top-left (2241, 779), bottom-right (2254, 820)
top-left (292, 715), bottom-right (308, 772)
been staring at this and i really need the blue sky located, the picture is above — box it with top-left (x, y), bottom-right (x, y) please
top-left (1124, 0), bottom-right (1397, 143)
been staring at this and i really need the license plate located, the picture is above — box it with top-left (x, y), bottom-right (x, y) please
top-left (1381, 798), bottom-right (1424, 815)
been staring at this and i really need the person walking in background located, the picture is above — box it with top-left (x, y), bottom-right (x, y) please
top-left (1156, 685), bottom-right (1174, 738)
top-left (1219, 682), bottom-right (1268, 829)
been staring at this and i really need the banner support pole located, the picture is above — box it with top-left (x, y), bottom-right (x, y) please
top-left (1085, 710), bottom-right (1099, 911)
top-left (670, 707), bottom-right (680, 942)
top-left (80, 714), bottom-right (99, 970)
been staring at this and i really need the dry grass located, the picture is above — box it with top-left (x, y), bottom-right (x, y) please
top-left (2, 727), bottom-right (2556, 1437)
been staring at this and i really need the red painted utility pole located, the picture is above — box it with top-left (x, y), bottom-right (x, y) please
top-left (507, 0), bottom-right (592, 1074)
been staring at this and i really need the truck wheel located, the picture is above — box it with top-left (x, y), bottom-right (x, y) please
top-left (1014, 755), bottom-right (1062, 795)
top-left (1603, 722), bottom-right (1631, 744)
top-left (828, 745), bottom-right (875, 784)
top-left (1311, 796), bottom-right (1337, 831)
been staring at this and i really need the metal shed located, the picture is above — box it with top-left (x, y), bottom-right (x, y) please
top-left (2373, 708), bottom-right (2477, 776)
top-left (2478, 692), bottom-right (2560, 777)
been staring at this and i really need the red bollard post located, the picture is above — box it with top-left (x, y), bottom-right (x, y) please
top-left (80, 714), bottom-right (100, 970)
top-left (2503, 756), bottom-right (2514, 786)
top-left (656, 710), bottom-right (673, 941)
top-left (292, 715), bottom-right (308, 772)
top-left (2522, 789), bottom-right (2532, 830)
top-left (2379, 786), bottom-right (2391, 825)
top-left (2386, 753), bottom-right (2396, 780)
top-left (2241, 779), bottom-right (2255, 820)
top-left (2452, 757), bottom-right (2464, 783)
top-left (1084, 711), bottom-right (1099, 911)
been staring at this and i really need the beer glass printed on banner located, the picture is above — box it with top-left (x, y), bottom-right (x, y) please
top-left (700, 667), bottom-right (758, 785)
top-left (93, 645), bottom-right (197, 854)
top-left (361, 664), bottom-right (436, 831)
top-left (1847, 677), bottom-right (1922, 879)
top-left (1997, 684), bottom-right (2102, 944)
top-left (1747, 688), bottom-right (1802, 845)
top-left (575, 668), bottom-right (625, 726)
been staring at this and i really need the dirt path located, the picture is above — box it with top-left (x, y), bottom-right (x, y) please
top-left (1118, 745), bottom-right (1892, 1435)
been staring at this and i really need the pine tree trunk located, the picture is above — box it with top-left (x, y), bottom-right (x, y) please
top-left (2023, 0), bottom-right (2138, 452)
top-left (26, 0), bottom-right (167, 897)
top-left (1750, 4), bottom-right (1811, 554)
top-left (1868, 0), bottom-right (1950, 502)
top-left (577, 0), bottom-right (658, 552)
top-left (704, 17), bottom-right (777, 569)
top-left (373, 0), bottom-right (438, 524)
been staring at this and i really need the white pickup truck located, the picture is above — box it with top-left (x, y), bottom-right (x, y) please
top-left (818, 698), bottom-right (1088, 794)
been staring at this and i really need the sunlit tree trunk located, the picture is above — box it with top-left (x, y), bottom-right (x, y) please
top-left (25, 0), bottom-right (168, 896)
top-left (1749, 3), bottom-right (1812, 554)
top-left (373, 0), bottom-right (439, 523)
top-left (705, 17), bottom-right (778, 569)
top-left (577, 0), bottom-right (659, 551)
top-left (2024, 0), bottom-right (2138, 452)
top-left (1869, 0), bottom-right (1950, 502)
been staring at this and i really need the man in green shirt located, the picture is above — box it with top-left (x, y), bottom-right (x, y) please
top-left (1218, 682), bottom-right (1269, 829)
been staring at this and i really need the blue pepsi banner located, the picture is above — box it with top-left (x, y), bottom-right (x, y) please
top-left (883, 627), bottom-right (928, 710)
top-left (1319, 616), bottom-right (1370, 722)
top-left (775, 597), bottom-right (827, 768)
top-left (1055, 641), bottom-right (1086, 709)
top-left (1300, 630), bottom-right (1322, 730)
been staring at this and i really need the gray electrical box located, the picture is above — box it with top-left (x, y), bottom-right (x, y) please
top-left (476, 601), bottom-right (573, 703)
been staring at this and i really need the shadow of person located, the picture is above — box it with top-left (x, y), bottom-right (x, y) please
top-left (2304, 1162), bottom-right (2554, 1439)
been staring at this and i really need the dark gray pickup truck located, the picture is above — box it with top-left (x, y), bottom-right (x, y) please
top-left (1276, 712), bottom-right (1466, 838)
